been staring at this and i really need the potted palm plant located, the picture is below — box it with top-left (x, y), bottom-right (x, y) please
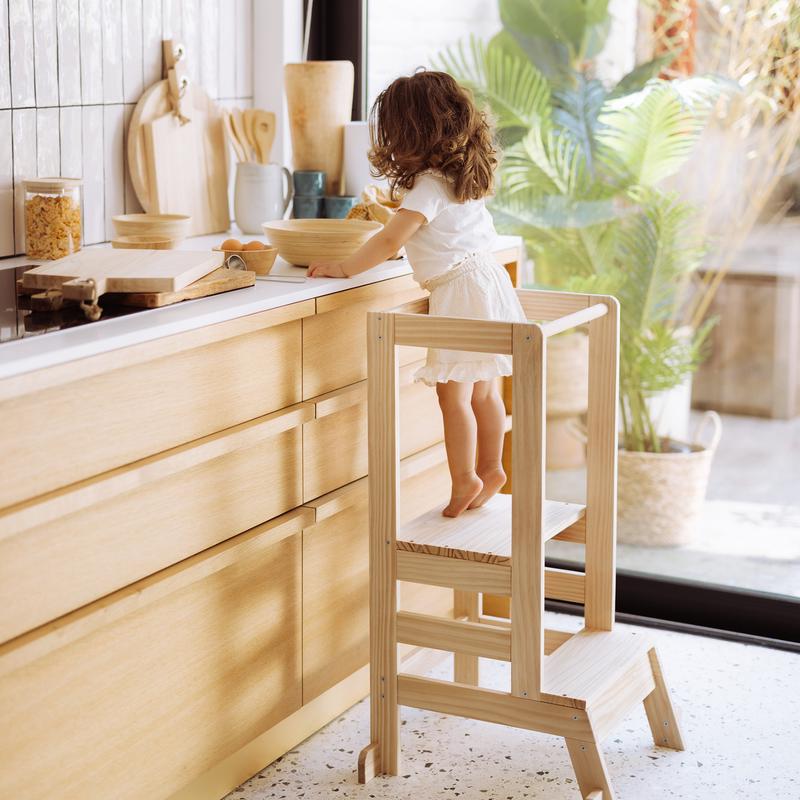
top-left (438, 0), bottom-right (726, 545)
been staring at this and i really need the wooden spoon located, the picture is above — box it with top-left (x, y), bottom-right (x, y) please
top-left (222, 110), bottom-right (247, 162)
top-left (230, 108), bottom-right (252, 162)
top-left (253, 110), bottom-right (277, 164)
top-left (242, 109), bottom-right (260, 161)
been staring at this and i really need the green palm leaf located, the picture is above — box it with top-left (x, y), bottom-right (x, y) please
top-left (552, 75), bottom-right (608, 176)
top-left (436, 35), bottom-right (551, 145)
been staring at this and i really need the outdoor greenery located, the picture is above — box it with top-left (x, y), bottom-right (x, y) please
top-left (436, 0), bottom-right (724, 452)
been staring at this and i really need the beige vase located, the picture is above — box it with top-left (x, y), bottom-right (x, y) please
top-left (284, 61), bottom-right (355, 196)
top-left (617, 411), bottom-right (722, 547)
top-left (546, 331), bottom-right (589, 469)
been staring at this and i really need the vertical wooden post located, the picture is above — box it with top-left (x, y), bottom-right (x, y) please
top-left (584, 297), bottom-right (619, 631)
top-left (361, 310), bottom-right (400, 779)
top-left (510, 322), bottom-right (545, 700)
top-left (453, 591), bottom-right (480, 685)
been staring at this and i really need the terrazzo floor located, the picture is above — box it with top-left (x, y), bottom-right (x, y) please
top-left (225, 612), bottom-right (800, 800)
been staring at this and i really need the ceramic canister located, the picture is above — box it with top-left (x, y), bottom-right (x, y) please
top-left (234, 162), bottom-right (293, 234)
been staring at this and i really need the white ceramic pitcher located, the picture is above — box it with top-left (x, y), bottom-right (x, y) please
top-left (234, 162), bottom-right (293, 234)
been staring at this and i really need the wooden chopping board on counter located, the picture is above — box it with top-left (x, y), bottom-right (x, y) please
top-left (22, 249), bottom-right (224, 300)
top-left (128, 80), bottom-right (229, 236)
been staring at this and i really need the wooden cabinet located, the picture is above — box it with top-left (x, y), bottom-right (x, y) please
top-left (0, 510), bottom-right (307, 800)
top-left (0, 405), bottom-right (308, 643)
top-left (0, 312), bottom-right (306, 508)
top-left (302, 275), bottom-right (426, 398)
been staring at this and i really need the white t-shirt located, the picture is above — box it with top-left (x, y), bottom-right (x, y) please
top-left (399, 172), bottom-right (498, 285)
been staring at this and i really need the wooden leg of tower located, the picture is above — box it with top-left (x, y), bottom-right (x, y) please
top-left (643, 647), bottom-right (685, 751)
top-left (565, 736), bottom-right (614, 800)
top-left (454, 590), bottom-right (480, 685)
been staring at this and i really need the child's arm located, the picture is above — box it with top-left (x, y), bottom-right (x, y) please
top-left (307, 209), bottom-right (424, 278)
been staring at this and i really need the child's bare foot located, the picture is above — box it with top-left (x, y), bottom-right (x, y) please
top-left (443, 472), bottom-right (483, 517)
top-left (468, 467), bottom-right (506, 509)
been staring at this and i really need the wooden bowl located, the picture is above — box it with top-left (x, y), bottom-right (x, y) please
top-left (262, 219), bottom-right (382, 266)
top-left (111, 235), bottom-right (177, 250)
top-left (112, 213), bottom-right (191, 241)
top-left (214, 246), bottom-right (279, 275)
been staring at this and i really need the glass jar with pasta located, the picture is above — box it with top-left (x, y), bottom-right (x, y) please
top-left (23, 177), bottom-right (82, 260)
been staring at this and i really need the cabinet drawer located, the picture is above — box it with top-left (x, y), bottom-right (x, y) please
top-left (302, 275), bottom-right (426, 398)
top-left (302, 365), bottom-right (443, 502)
top-left (302, 445), bottom-right (453, 703)
top-left (0, 315), bottom-right (304, 509)
top-left (0, 509), bottom-right (308, 800)
top-left (0, 404), bottom-right (309, 644)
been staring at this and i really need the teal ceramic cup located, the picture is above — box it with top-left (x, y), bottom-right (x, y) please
top-left (324, 195), bottom-right (358, 219)
top-left (292, 170), bottom-right (326, 196)
top-left (292, 196), bottom-right (323, 218)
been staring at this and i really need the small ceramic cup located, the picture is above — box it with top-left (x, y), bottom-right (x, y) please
top-left (292, 170), bottom-right (326, 196)
top-left (324, 195), bottom-right (358, 219)
top-left (293, 195), bottom-right (323, 218)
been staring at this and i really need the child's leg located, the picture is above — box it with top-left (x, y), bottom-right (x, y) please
top-left (469, 379), bottom-right (507, 509)
top-left (436, 381), bottom-right (483, 517)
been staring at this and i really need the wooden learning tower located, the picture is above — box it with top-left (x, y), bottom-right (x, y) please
top-left (357, 288), bottom-right (684, 800)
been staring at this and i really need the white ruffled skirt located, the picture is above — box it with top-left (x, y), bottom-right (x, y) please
top-left (414, 251), bottom-right (527, 386)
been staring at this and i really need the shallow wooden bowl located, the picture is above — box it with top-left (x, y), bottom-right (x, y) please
top-left (214, 246), bottom-right (279, 275)
top-left (262, 219), bottom-right (382, 266)
top-left (112, 213), bottom-right (191, 241)
top-left (111, 235), bottom-right (177, 250)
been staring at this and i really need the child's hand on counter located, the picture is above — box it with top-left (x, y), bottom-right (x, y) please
top-left (308, 261), bottom-right (349, 278)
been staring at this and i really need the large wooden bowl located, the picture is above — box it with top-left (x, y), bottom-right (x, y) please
top-left (262, 219), bottom-right (381, 266)
top-left (112, 213), bottom-right (192, 242)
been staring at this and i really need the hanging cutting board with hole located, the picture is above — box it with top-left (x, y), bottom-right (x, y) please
top-left (21, 249), bottom-right (224, 299)
top-left (128, 80), bottom-right (229, 234)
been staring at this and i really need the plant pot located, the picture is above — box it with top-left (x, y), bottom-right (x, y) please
top-left (284, 61), bottom-right (354, 196)
top-left (617, 411), bottom-right (722, 546)
top-left (546, 331), bottom-right (589, 469)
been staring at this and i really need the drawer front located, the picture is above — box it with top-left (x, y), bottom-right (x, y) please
top-left (0, 319), bottom-right (303, 509)
top-left (302, 452), bottom-right (453, 703)
top-left (0, 511), bottom-right (306, 800)
top-left (302, 275), bottom-right (426, 399)
top-left (0, 408), bottom-right (306, 644)
top-left (302, 372), bottom-right (443, 502)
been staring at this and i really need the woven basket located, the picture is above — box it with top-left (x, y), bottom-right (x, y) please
top-left (617, 411), bottom-right (722, 547)
top-left (547, 331), bottom-right (589, 416)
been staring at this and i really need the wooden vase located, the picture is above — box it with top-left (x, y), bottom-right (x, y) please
top-left (284, 61), bottom-right (354, 196)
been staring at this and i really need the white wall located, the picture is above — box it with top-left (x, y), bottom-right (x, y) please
top-left (366, 0), bottom-right (637, 110)
top-left (0, 0), bottom-right (254, 257)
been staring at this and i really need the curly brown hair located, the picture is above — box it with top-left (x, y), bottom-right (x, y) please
top-left (368, 70), bottom-right (498, 203)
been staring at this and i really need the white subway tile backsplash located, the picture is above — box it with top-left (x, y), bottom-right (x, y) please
top-left (81, 105), bottom-right (104, 244)
top-left (10, 0), bottom-right (35, 108)
top-left (36, 107), bottom-right (60, 175)
top-left (12, 109), bottom-right (36, 252)
top-left (80, 0), bottom-right (103, 105)
top-left (33, 0), bottom-right (59, 106)
top-left (57, 0), bottom-right (82, 106)
top-left (103, 105), bottom-right (125, 240)
top-left (1, 0), bottom-right (250, 257)
top-left (123, 0), bottom-right (145, 103)
top-left (0, 111), bottom-right (14, 256)
top-left (142, 0), bottom-right (164, 88)
top-left (102, 0), bottom-right (124, 103)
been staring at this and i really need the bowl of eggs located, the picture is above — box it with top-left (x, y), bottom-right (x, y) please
top-left (215, 238), bottom-right (278, 275)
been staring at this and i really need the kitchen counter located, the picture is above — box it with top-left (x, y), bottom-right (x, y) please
top-left (0, 233), bottom-right (521, 380)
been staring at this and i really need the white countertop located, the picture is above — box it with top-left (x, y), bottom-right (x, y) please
top-left (0, 232), bottom-right (521, 381)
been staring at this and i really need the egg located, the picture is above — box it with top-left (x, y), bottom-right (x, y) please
top-left (243, 240), bottom-right (267, 251)
top-left (220, 238), bottom-right (243, 251)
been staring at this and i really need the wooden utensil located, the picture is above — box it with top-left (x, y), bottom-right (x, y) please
top-left (106, 267), bottom-right (255, 308)
top-left (253, 110), bottom-right (277, 164)
top-left (223, 110), bottom-right (247, 163)
top-left (230, 109), bottom-right (252, 162)
top-left (243, 109), bottom-right (259, 160)
top-left (143, 96), bottom-right (230, 236)
top-left (21, 249), bottom-right (223, 300)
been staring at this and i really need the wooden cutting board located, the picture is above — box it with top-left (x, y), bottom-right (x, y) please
top-left (107, 267), bottom-right (255, 308)
top-left (22, 249), bottom-right (224, 300)
top-left (128, 80), bottom-right (229, 234)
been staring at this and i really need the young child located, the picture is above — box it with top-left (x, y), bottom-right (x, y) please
top-left (308, 70), bottom-right (526, 518)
